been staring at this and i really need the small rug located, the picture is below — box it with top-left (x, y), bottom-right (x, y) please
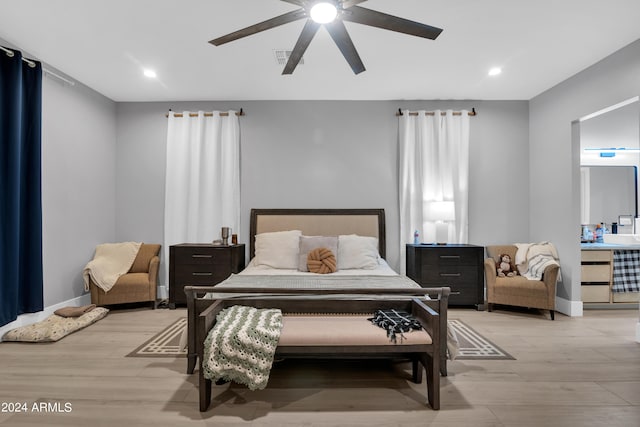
top-left (127, 317), bottom-right (515, 360)
top-left (127, 317), bottom-right (187, 357)
top-left (448, 319), bottom-right (515, 360)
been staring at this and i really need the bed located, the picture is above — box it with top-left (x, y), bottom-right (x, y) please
top-left (185, 208), bottom-right (451, 377)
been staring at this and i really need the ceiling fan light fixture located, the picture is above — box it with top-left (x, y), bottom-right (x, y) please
top-left (310, 2), bottom-right (338, 24)
top-left (209, 0), bottom-right (443, 75)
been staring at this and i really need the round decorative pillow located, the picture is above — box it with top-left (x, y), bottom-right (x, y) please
top-left (307, 247), bottom-right (337, 274)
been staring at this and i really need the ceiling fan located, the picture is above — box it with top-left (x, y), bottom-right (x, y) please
top-left (209, 0), bottom-right (443, 75)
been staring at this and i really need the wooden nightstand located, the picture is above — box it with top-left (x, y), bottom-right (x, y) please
top-left (406, 243), bottom-right (485, 310)
top-left (169, 244), bottom-right (245, 308)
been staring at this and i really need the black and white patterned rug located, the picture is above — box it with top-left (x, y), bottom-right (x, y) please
top-left (127, 317), bottom-right (187, 357)
top-left (448, 319), bottom-right (515, 360)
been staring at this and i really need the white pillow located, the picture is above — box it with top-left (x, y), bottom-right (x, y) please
top-left (298, 235), bottom-right (339, 272)
top-left (338, 234), bottom-right (379, 270)
top-left (254, 230), bottom-right (302, 269)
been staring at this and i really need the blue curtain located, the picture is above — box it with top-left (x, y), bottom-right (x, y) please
top-left (0, 47), bottom-right (43, 327)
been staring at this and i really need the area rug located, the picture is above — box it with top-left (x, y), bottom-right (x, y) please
top-left (449, 319), bottom-right (515, 360)
top-left (127, 317), bottom-right (187, 357)
top-left (127, 317), bottom-right (514, 360)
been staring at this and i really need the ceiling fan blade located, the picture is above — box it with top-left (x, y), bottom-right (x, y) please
top-left (325, 20), bottom-right (365, 74)
top-left (280, 0), bottom-right (306, 5)
top-left (209, 9), bottom-right (306, 46)
top-left (342, 5), bottom-right (443, 40)
top-left (341, 0), bottom-right (368, 8)
top-left (282, 19), bottom-right (321, 74)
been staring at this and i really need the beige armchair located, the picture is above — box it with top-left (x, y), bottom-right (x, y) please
top-left (89, 243), bottom-right (161, 309)
top-left (484, 245), bottom-right (559, 320)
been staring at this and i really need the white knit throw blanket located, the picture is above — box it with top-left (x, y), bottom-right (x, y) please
top-left (203, 305), bottom-right (283, 390)
top-left (515, 242), bottom-right (561, 281)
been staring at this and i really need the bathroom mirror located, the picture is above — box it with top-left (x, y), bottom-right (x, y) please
top-left (581, 165), bottom-right (637, 225)
top-left (579, 97), bottom-right (640, 229)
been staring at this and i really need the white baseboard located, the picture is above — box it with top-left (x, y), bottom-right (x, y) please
top-left (555, 297), bottom-right (583, 317)
top-left (0, 294), bottom-right (92, 341)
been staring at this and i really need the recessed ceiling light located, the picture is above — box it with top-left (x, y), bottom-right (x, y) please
top-left (488, 67), bottom-right (502, 76)
top-left (310, 2), bottom-right (338, 24)
top-left (143, 69), bottom-right (157, 78)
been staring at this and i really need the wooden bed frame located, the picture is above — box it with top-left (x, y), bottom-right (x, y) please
top-left (196, 295), bottom-right (444, 411)
top-left (184, 208), bottom-right (450, 377)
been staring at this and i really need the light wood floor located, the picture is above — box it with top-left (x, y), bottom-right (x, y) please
top-left (1, 305), bottom-right (638, 426)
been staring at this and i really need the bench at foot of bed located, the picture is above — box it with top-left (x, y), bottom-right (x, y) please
top-left (186, 286), bottom-right (450, 378)
top-left (197, 297), bottom-right (441, 412)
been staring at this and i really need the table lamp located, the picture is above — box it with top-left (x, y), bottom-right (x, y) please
top-left (425, 201), bottom-right (455, 244)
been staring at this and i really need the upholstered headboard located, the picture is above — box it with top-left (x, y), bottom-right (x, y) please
top-left (249, 209), bottom-right (386, 260)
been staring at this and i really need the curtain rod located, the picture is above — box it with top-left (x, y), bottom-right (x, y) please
top-left (1, 45), bottom-right (75, 86)
top-left (166, 108), bottom-right (245, 118)
top-left (396, 107), bottom-right (477, 117)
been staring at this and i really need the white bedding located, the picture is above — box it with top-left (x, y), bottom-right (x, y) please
top-left (201, 257), bottom-right (431, 308)
top-left (238, 257), bottom-right (398, 276)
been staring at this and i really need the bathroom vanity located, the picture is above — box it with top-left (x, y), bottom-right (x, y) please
top-left (581, 242), bottom-right (640, 307)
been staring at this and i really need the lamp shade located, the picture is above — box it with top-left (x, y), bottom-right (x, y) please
top-left (425, 201), bottom-right (455, 222)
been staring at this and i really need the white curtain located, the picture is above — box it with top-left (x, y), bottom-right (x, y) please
top-left (163, 111), bottom-right (240, 292)
top-left (399, 110), bottom-right (470, 274)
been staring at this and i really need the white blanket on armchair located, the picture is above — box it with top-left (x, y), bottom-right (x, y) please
top-left (83, 242), bottom-right (142, 293)
top-left (515, 242), bottom-right (561, 281)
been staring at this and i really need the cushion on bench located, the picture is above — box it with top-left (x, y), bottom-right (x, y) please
top-left (277, 315), bottom-right (432, 346)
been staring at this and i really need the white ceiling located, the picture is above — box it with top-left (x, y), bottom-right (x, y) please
top-left (1, 0), bottom-right (639, 102)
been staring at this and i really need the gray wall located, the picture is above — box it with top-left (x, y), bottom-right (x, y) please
top-left (42, 72), bottom-right (117, 305)
top-left (115, 99), bottom-right (530, 288)
top-left (580, 101), bottom-right (639, 150)
top-left (529, 39), bottom-right (640, 311)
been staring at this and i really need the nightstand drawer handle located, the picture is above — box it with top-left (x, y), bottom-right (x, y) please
top-left (192, 254), bottom-right (213, 258)
top-left (192, 272), bottom-right (213, 276)
top-left (440, 273), bottom-right (461, 277)
top-left (439, 255), bottom-right (460, 259)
